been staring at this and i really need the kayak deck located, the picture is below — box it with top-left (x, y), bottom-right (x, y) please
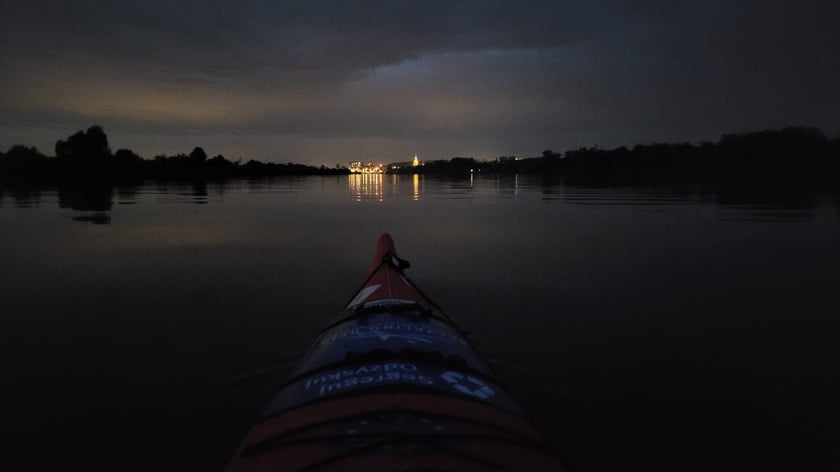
top-left (226, 233), bottom-right (562, 471)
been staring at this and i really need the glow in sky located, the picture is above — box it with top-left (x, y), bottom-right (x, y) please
top-left (1, 0), bottom-right (838, 165)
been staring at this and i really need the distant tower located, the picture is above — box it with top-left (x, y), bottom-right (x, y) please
top-left (412, 153), bottom-right (419, 167)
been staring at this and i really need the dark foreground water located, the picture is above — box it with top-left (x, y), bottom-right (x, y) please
top-left (1, 174), bottom-right (838, 471)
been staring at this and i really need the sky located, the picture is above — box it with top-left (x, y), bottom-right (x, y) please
top-left (1, 0), bottom-right (839, 166)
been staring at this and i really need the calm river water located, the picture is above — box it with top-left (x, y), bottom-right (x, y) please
top-left (1, 174), bottom-right (838, 471)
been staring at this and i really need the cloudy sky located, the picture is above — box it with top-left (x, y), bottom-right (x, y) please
top-left (1, 0), bottom-right (838, 165)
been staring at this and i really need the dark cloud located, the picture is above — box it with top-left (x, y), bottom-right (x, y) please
top-left (1, 1), bottom-right (590, 78)
top-left (1, 0), bottom-right (839, 163)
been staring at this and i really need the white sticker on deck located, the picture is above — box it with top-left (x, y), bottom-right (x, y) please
top-left (441, 371), bottom-right (495, 399)
top-left (347, 284), bottom-right (381, 307)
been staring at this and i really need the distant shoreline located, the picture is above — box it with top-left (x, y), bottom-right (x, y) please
top-left (1, 126), bottom-right (838, 188)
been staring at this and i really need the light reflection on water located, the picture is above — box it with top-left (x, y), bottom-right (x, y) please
top-left (0, 175), bottom-right (838, 471)
top-left (348, 173), bottom-right (384, 202)
top-left (1, 175), bottom-right (836, 221)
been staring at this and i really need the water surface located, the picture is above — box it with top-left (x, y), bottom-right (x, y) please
top-left (1, 174), bottom-right (838, 471)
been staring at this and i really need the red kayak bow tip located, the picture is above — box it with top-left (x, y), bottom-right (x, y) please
top-left (366, 232), bottom-right (397, 279)
top-left (347, 233), bottom-right (425, 310)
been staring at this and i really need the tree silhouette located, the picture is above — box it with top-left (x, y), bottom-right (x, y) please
top-left (114, 148), bottom-right (141, 163)
top-left (85, 126), bottom-right (110, 158)
top-left (4, 145), bottom-right (46, 162)
top-left (0, 145), bottom-right (48, 172)
top-left (208, 154), bottom-right (234, 168)
top-left (5, 124), bottom-right (349, 179)
top-left (55, 125), bottom-right (112, 162)
top-left (189, 146), bottom-right (207, 165)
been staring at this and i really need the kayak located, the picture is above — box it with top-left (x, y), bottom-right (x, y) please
top-left (226, 233), bottom-right (562, 471)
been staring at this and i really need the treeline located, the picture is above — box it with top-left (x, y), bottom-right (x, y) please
top-left (402, 127), bottom-right (840, 188)
top-left (3, 125), bottom-right (840, 186)
top-left (523, 127), bottom-right (840, 184)
top-left (0, 126), bottom-right (348, 180)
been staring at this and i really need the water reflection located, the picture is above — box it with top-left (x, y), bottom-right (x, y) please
top-left (495, 175), bottom-right (519, 199)
top-left (152, 180), bottom-right (221, 204)
top-left (58, 183), bottom-right (113, 211)
top-left (71, 213), bottom-right (112, 224)
top-left (346, 174), bottom-right (429, 202)
top-left (0, 175), bottom-right (838, 222)
top-left (9, 185), bottom-right (42, 208)
top-left (115, 184), bottom-right (141, 205)
top-left (55, 182), bottom-right (114, 224)
top-left (348, 173), bottom-right (384, 202)
top-left (413, 174), bottom-right (421, 201)
top-left (530, 175), bottom-right (838, 220)
top-left (191, 180), bottom-right (208, 204)
top-left (0, 178), bottom-right (217, 224)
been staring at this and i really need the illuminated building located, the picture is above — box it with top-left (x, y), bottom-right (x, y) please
top-left (348, 161), bottom-right (385, 174)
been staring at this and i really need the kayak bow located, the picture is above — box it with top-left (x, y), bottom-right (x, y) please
top-left (227, 233), bottom-right (561, 471)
